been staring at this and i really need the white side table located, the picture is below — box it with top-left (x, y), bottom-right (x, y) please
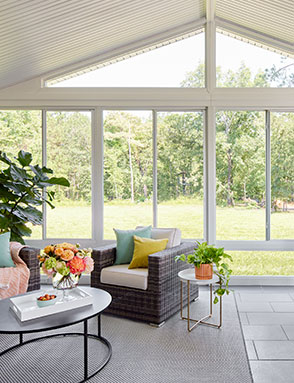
top-left (178, 269), bottom-right (222, 332)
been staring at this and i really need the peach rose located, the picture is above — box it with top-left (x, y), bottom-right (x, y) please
top-left (44, 245), bottom-right (54, 254)
top-left (60, 249), bottom-right (75, 262)
top-left (68, 256), bottom-right (86, 275)
top-left (54, 247), bottom-right (64, 257)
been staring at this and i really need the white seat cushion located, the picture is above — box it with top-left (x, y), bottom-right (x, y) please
top-left (136, 227), bottom-right (181, 248)
top-left (101, 264), bottom-right (148, 290)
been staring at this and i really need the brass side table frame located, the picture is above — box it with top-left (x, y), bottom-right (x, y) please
top-left (178, 270), bottom-right (222, 332)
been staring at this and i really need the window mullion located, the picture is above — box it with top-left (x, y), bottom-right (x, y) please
top-left (265, 110), bottom-right (271, 241)
top-left (42, 110), bottom-right (47, 240)
top-left (152, 110), bottom-right (158, 228)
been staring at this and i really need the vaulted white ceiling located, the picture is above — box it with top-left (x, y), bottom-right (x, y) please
top-left (0, 0), bottom-right (293, 89)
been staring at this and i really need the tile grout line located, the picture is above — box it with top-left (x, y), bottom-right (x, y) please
top-left (251, 339), bottom-right (259, 361)
top-left (268, 301), bottom-right (275, 312)
top-left (280, 324), bottom-right (290, 340)
top-left (233, 293), bottom-right (254, 383)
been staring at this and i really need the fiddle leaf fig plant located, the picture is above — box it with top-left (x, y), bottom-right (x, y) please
top-left (0, 150), bottom-right (70, 244)
top-left (175, 241), bottom-right (233, 304)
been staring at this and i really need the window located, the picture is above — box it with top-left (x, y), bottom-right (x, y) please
top-left (50, 32), bottom-right (205, 88)
top-left (46, 111), bottom-right (92, 238)
top-left (0, 110), bottom-right (42, 239)
top-left (271, 112), bottom-right (294, 239)
top-left (103, 111), bottom-right (153, 239)
top-left (227, 251), bottom-right (294, 275)
top-left (216, 111), bottom-right (266, 240)
top-left (157, 112), bottom-right (204, 238)
top-left (216, 30), bottom-right (294, 87)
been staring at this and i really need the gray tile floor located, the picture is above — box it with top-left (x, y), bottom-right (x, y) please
top-left (234, 286), bottom-right (294, 383)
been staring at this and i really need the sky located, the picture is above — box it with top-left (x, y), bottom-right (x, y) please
top-left (53, 32), bottom-right (294, 88)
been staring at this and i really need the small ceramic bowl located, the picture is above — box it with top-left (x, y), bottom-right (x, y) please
top-left (36, 295), bottom-right (57, 308)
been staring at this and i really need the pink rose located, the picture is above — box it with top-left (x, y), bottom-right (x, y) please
top-left (42, 262), bottom-right (54, 277)
top-left (84, 256), bottom-right (94, 273)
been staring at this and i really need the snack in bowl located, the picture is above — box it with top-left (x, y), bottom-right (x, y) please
top-left (36, 294), bottom-right (57, 308)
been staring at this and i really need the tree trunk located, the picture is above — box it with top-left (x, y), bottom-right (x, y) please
top-left (227, 148), bottom-right (234, 206)
top-left (128, 123), bottom-right (134, 203)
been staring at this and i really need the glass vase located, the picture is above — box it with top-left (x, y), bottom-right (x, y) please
top-left (52, 272), bottom-right (80, 301)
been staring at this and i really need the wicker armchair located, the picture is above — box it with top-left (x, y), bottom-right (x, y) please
top-left (91, 241), bottom-right (198, 325)
top-left (19, 246), bottom-right (40, 292)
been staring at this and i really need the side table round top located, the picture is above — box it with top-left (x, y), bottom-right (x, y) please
top-left (0, 287), bottom-right (111, 334)
top-left (178, 269), bottom-right (219, 285)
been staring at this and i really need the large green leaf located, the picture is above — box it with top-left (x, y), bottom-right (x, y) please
top-left (0, 213), bottom-right (9, 229)
top-left (0, 151), bottom-right (12, 165)
top-left (17, 150), bottom-right (32, 167)
top-left (47, 177), bottom-right (70, 187)
top-left (14, 223), bottom-right (32, 236)
top-left (14, 206), bottom-right (43, 225)
top-left (0, 184), bottom-right (18, 201)
top-left (10, 230), bottom-right (25, 245)
top-left (9, 165), bottom-right (28, 182)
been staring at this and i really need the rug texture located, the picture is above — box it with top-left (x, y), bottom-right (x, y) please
top-left (0, 290), bottom-right (253, 383)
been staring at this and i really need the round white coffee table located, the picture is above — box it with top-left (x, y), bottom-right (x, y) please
top-left (178, 269), bottom-right (222, 332)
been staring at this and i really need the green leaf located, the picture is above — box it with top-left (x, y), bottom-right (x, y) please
top-left (0, 214), bottom-right (9, 229)
top-left (0, 151), bottom-right (12, 165)
top-left (10, 230), bottom-right (25, 245)
top-left (14, 223), bottom-right (32, 236)
top-left (17, 150), bottom-right (32, 167)
top-left (47, 177), bottom-right (70, 187)
top-left (41, 166), bottom-right (53, 174)
top-left (0, 184), bottom-right (18, 201)
top-left (9, 165), bottom-right (28, 182)
top-left (213, 296), bottom-right (219, 304)
top-left (14, 206), bottom-right (43, 225)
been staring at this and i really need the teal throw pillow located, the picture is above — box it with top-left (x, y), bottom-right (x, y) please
top-left (0, 232), bottom-right (15, 267)
top-left (114, 226), bottom-right (152, 265)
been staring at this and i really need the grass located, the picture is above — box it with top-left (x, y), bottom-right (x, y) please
top-left (28, 199), bottom-right (294, 275)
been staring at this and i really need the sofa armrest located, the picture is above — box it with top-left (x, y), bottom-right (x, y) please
top-left (148, 241), bottom-right (196, 292)
top-left (19, 246), bottom-right (40, 270)
top-left (19, 246), bottom-right (41, 292)
top-left (92, 245), bottom-right (116, 272)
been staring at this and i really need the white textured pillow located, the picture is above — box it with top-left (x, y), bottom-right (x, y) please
top-left (136, 227), bottom-right (181, 249)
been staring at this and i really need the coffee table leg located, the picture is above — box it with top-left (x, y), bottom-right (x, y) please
top-left (19, 333), bottom-right (23, 345)
top-left (84, 319), bottom-right (88, 381)
top-left (98, 314), bottom-right (101, 337)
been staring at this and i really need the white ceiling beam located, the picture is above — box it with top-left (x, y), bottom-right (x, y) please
top-left (205, 0), bottom-right (216, 91)
top-left (44, 18), bottom-right (206, 85)
top-left (216, 17), bottom-right (294, 57)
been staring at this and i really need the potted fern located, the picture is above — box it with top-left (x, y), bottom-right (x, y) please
top-left (175, 241), bottom-right (233, 303)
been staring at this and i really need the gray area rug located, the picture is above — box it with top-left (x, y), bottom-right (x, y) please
top-left (0, 290), bottom-right (252, 383)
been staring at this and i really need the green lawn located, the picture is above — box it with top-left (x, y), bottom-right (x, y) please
top-left (29, 199), bottom-right (294, 275)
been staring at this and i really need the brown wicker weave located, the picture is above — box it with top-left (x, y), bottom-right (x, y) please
top-left (19, 246), bottom-right (40, 292)
top-left (91, 241), bottom-right (198, 324)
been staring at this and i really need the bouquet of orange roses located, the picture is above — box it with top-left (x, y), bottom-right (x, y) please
top-left (39, 243), bottom-right (93, 290)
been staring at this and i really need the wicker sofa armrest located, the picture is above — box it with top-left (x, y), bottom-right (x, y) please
top-left (19, 246), bottom-right (41, 292)
top-left (92, 245), bottom-right (116, 272)
top-left (148, 241), bottom-right (196, 291)
top-left (19, 246), bottom-right (39, 269)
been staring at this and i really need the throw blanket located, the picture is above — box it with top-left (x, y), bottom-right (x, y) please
top-left (0, 242), bottom-right (30, 299)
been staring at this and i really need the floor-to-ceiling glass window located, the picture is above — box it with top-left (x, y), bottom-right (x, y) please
top-left (157, 111), bottom-right (204, 238)
top-left (103, 110), bottom-right (153, 239)
top-left (0, 109), bottom-right (42, 239)
top-left (46, 111), bottom-right (92, 238)
top-left (271, 112), bottom-right (294, 239)
top-left (216, 110), bottom-right (266, 240)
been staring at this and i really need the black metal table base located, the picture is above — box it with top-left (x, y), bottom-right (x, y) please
top-left (0, 316), bottom-right (112, 383)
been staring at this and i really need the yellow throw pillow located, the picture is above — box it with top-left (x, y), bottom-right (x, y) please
top-left (128, 235), bottom-right (169, 269)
